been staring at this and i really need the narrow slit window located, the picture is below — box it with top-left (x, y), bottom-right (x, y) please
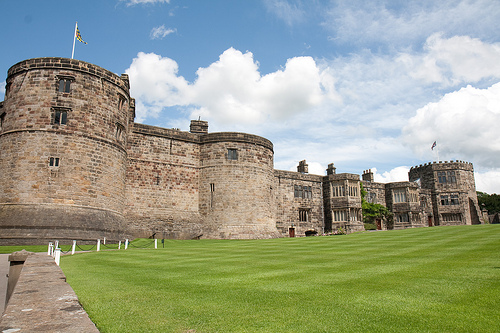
top-left (49, 157), bottom-right (60, 167)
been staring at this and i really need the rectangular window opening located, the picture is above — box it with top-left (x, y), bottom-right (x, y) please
top-left (49, 157), bottom-right (60, 167)
top-left (227, 149), bottom-right (238, 160)
top-left (58, 79), bottom-right (71, 93)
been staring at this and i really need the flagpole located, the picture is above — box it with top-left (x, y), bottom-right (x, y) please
top-left (71, 22), bottom-right (77, 59)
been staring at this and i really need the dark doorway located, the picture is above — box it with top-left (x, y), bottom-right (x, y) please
top-left (428, 216), bottom-right (433, 227)
top-left (289, 227), bottom-right (295, 238)
top-left (376, 219), bottom-right (382, 230)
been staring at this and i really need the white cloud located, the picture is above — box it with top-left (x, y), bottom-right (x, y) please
top-left (372, 167), bottom-right (410, 184)
top-left (475, 170), bottom-right (500, 194)
top-left (322, 0), bottom-right (500, 49)
top-left (150, 25), bottom-right (176, 40)
top-left (401, 34), bottom-right (500, 85)
top-left (123, 0), bottom-right (170, 6)
top-left (125, 52), bottom-right (190, 122)
top-left (0, 81), bottom-right (5, 100)
top-left (125, 48), bottom-right (338, 125)
top-left (262, 0), bottom-right (306, 26)
top-left (402, 83), bottom-right (500, 168)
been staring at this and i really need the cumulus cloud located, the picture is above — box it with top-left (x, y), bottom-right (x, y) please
top-left (400, 34), bottom-right (500, 85)
top-left (402, 83), bottom-right (500, 167)
top-left (150, 25), bottom-right (176, 39)
top-left (371, 167), bottom-right (410, 183)
top-left (125, 48), bottom-right (337, 124)
top-left (0, 81), bottom-right (5, 100)
top-left (475, 170), bottom-right (500, 194)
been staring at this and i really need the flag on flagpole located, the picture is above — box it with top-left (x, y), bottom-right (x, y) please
top-left (76, 24), bottom-right (87, 44)
top-left (431, 141), bottom-right (437, 150)
top-left (71, 22), bottom-right (87, 59)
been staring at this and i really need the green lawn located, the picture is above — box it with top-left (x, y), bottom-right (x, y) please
top-left (60, 225), bottom-right (500, 333)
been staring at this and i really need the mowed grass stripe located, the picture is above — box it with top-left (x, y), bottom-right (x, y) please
top-left (61, 225), bottom-right (500, 333)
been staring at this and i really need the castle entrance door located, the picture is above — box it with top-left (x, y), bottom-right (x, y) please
top-left (376, 219), bottom-right (382, 230)
top-left (289, 227), bottom-right (295, 238)
top-left (428, 216), bottom-right (433, 227)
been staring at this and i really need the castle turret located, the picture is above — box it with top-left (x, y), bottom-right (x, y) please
top-left (0, 58), bottom-right (133, 244)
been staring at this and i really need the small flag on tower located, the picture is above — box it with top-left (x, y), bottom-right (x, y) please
top-left (76, 24), bottom-right (87, 44)
top-left (431, 141), bottom-right (437, 150)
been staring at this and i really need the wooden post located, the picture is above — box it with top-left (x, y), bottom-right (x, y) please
top-left (125, 239), bottom-right (129, 250)
top-left (54, 248), bottom-right (61, 266)
top-left (97, 239), bottom-right (101, 252)
top-left (71, 240), bottom-right (76, 255)
top-left (155, 239), bottom-right (158, 249)
top-left (118, 240), bottom-right (121, 250)
top-left (48, 242), bottom-right (53, 256)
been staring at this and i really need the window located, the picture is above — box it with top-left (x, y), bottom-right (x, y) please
top-left (393, 189), bottom-right (407, 203)
top-left (210, 183), bottom-right (215, 208)
top-left (299, 209), bottom-right (309, 222)
top-left (294, 185), bottom-right (312, 199)
top-left (396, 213), bottom-right (409, 223)
top-left (333, 210), bottom-right (347, 222)
top-left (118, 95), bottom-right (127, 110)
top-left (442, 213), bottom-right (462, 222)
top-left (58, 79), bottom-right (71, 93)
top-left (440, 195), bottom-right (449, 205)
top-left (450, 194), bottom-right (459, 205)
top-left (49, 157), bottom-right (60, 167)
top-left (438, 171), bottom-right (447, 183)
top-left (333, 184), bottom-right (345, 197)
top-left (0, 112), bottom-right (5, 131)
top-left (227, 149), bottom-right (238, 160)
top-left (54, 109), bottom-right (68, 125)
top-left (115, 123), bottom-right (125, 142)
top-left (447, 171), bottom-right (456, 183)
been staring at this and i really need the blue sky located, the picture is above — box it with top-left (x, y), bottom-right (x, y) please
top-left (2, 0), bottom-right (500, 193)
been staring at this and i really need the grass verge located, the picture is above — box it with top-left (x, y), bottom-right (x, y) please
top-left (61, 225), bottom-right (500, 332)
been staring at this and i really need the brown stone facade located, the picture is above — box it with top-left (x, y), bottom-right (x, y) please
top-left (0, 58), bottom-right (482, 244)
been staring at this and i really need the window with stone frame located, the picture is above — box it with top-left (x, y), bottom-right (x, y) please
top-left (57, 76), bottom-right (74, 93)
top-left (49, 157), bottom-right (60, 167)
top-left (437, 171), bottom-right (447, 183)
top-left (294, 185), bottom-right (312, 199)
top-left (333, 210), bottom-right (347, 222)
top-left (442, 213), bottom-right (462, 222)
top-left (0, 111), bottom-right (5, 132)
top-left (53, 108), bottom-right (69, 125)
top-left (115, 123), bottom-right (125, 143)
top-left (447, 171), bottom-right (457, 183)
top-left (450, 194), bottom-right (459, 205)
top-left (118, 95), bottom-right (127, 110)
top-left (299, 208), bottom-right (309, 222)
top-left (396, 213), bottom-right (409, 223)
top-left (227, 148), bottom-right (238, 160)
top-left (393, 188), bottom-right (407, 203)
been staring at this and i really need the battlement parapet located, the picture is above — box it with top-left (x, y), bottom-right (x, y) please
top-left (7, 57), bottom-right (130, 94)
top-left (200, 132), bottom-right (273, 151)
top-left (410, 160), bottom-right (474, 172)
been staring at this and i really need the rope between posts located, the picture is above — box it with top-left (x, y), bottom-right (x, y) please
top-left (76, 243), bottom-right (96, 251)
top-left (128, 239), bottom-right (156, 248)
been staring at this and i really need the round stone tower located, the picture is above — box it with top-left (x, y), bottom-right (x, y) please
top-left (199, 132), bottom-right (280, 239)
top-left (0, 58), bottom-right (133, 244)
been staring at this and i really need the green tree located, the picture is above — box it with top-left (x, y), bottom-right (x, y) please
top-left (361, 183), bottom-right (393, 229)
top-left (477, 191), bottom-right (500, 214)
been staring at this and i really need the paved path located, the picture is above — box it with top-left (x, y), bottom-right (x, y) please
top-left (0, 254), bottom-right (9, 315)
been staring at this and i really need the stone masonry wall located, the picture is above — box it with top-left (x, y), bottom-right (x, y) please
top-left (199, 133), bottom-right (279, 239)
top-left (274, 170), bottom-right (324, 236)
top-left (124, 123), bottom-right (203, 239)
top-left (0, 58), bottom-right (131, 243)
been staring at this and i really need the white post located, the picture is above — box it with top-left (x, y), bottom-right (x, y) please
top-left (54, 240), bottom-right (59, 251)
top-left (97, 239), bottom-right (101, 252)
top-left (118, 240), bottom-right (121, 250)
top-left (48, 242), bottom-right (53, 256)
top-left (155, 239), bottom-right (158, 249)
top-left (54, 248), bottom-right (61, 266)
top-left (71, 240), bottom-right (76, 255)
top-left (103, 237), bottom-right (106, 245)
top-left (125, 239), bottom-right (129, 250)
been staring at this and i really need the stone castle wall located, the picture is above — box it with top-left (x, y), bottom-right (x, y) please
top-left (199, 133), bottom-right (279, 239)
top-left (0, 58), bottom-right (132, 243)
top-left (274, 170), bottom-right (324, 236)
top-left (124, 123), bottom-right (203, 239)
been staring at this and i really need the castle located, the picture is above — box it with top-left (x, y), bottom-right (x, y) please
top-left (0, 58), bottom-right (483, 244)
